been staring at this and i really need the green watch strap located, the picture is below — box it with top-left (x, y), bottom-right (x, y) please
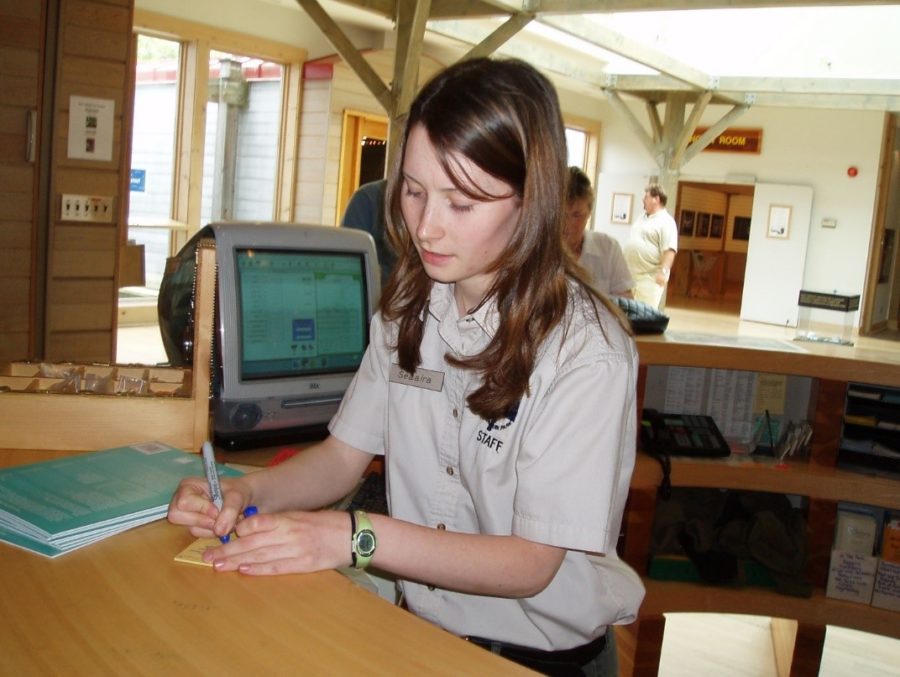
top-left (350, 509), bottom-right (376, 570)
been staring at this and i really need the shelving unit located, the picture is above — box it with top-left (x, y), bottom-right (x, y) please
top-left (624, 334), bottom-right (900, 676)
top-left (839, 383), bottom-right (900, 478)
top-left (0, 243), bottom-right (216, 454)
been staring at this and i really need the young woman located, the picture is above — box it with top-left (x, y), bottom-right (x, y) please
top-left (168, 57), bottom-right (643, 675)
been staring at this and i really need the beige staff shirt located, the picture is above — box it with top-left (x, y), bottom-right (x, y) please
top-left (580, 231), bottom-right (635, 297)
top-left (329, 281), bottom-right (644, 651)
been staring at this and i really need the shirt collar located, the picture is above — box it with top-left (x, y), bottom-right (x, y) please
top-left (426, 282), bottom-right (500, 338)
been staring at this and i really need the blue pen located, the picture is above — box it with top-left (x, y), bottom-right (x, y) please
top-left (221, 506), bottom-right (258, 544)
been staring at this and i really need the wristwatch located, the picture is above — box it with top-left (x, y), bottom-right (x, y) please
top-left (349, 509), bottom-right (376, 569)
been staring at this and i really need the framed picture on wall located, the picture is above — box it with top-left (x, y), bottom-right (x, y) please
top-left (679, 210), bottom-right (695, 236)
top-left (710, 214), bottom-right (725, 238)
top-left (697, 212), bottom-right (710, 237)
top-left (767, 205), bottom-right (792, 239)
top-left (611, 193), bottom-right (633, 224)
top-left (733, 216), bottom-right (751, 241)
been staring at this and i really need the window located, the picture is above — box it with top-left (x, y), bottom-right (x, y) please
top-left (126, 13), bottom-right (306, 303)
top-left (127, 35), bottom-right (180, 293)
top-left (565, 127), bottom-right (588, 169)
top-left (201, 52), bottom-right (284, 224)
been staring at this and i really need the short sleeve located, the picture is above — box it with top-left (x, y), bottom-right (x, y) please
top-left (328, 314), bottom-right (391, 456)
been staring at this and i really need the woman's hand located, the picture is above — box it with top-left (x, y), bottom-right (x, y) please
top-left (200, 509), bottom-right (351, 576)
top-left (167, 475), bottom-right (253, 542)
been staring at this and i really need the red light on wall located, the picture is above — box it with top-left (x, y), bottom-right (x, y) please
top-left (847, 166), bottom-right (859, 177)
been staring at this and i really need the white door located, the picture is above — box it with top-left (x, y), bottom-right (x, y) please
top-left (740, 183), bottom-right (814, 327)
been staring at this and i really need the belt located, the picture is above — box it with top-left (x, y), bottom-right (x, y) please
top-left (465, 632), bottom-right (607, 675)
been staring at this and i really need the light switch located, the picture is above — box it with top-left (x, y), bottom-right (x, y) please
top-left (821, 217), bottom-right (837, 229)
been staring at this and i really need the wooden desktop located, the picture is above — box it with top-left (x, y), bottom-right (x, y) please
top-left (0, 449), bottom-right (529, 675)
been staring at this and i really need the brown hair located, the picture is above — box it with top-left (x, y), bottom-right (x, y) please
top-left (380, 57), bottom-right (624, 420)
top-left (566, 166), bottom-right (594, 208)
top-left (646, 183), bottom-right (668, 206)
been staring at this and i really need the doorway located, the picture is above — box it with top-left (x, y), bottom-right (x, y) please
top-left (669, 181), bottom-right (755, 314)
top-left (336, 110), bottom-right (388, 223)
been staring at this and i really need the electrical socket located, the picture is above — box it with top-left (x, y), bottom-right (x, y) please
top-left (60, 194), bottom-right (115, 223)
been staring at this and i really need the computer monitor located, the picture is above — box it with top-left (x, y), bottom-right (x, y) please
top-left (158, 222), bottom-right (380, 449)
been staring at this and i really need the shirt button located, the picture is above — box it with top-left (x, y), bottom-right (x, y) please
top-left (446, 466), bottom-right (454, 476)
top-left (436, 523), bottom-right (446, 530)
top-left (452, 408), bottom-right (459, 418)
top-left (428, 585), bottom-right (436, 591)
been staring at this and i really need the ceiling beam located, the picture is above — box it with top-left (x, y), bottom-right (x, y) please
top-left (336, 0), bottom-right (900, 17)
top-left (459, 12), bottom-right (534, 61)
top-left (539, 14), bottom-right (714, 90)
top-left (683, 102), bottom-right (750, 164)
top-left (295, 0), bottom-right (392, 110)
top-left (608, 74), bottom-right (900, 97)
top-left (672, 90), bottom-right (711, 166)
top-left (532, 0), bottom-right (899, 14)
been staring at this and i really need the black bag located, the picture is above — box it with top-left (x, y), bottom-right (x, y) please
top-left (611, 296), bottom-right (670, 334)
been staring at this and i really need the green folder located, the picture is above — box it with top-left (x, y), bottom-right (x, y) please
top-left (0, 442), bottom-right (241, 558)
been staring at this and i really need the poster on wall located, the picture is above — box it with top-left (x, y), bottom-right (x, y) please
top-left (67, 96), bottom-right (114, 161)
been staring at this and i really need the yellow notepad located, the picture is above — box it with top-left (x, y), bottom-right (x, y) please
top-left (174, 537), bottom-right (219, 567)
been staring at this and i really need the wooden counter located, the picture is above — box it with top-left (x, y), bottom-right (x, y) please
top-left (0, 450), bottom-right (528, 675)
top-left (625, 332), bottom-right (900, 676)
top-left (636, 330), bottom-right (900, 387)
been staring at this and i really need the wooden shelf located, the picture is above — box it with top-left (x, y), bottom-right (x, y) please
top-left (640, 580), bottom-right (900, 640)
top-left (632, 453), bottom-right (900, 511)
top-left (624, 336), bottom-right (900, 675)
top-left (636, 335), bottom-right (900, 387)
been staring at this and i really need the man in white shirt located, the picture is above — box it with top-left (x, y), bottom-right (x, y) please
top-left (623, 183), bottom-right (678, 309)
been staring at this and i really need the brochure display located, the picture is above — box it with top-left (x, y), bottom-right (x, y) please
top-left (0, 442), bottom-right (240, 558)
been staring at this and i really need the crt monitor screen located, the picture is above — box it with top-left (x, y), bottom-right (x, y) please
top-left (236, 248), bottom-right (368, 381)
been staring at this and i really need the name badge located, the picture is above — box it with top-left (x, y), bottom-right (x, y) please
top-left (389, 364), bottom-right (444, 392)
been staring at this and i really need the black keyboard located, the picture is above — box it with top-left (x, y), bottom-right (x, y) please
top-left (345, 472), bottom-right (388, 515)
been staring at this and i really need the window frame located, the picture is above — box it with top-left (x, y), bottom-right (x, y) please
top-left (132, 10), bottom-right (306, 251)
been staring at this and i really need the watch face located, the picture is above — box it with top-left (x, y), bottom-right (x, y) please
top-left (357, 529), bottom-right (376, 557)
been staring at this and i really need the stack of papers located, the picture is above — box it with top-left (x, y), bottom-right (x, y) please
top-left (0, 441), bottom-right (240, 558)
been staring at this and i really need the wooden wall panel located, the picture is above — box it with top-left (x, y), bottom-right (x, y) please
top-left (0, 0), bottom-right (41, 362)
top-left (44, 0), bottom-right (134, 362)
top-left (45, 330), bottom-right (112, 362)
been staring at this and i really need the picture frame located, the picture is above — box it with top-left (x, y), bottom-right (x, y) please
top-left (767, 205), bottom-right (792, 239)
top-left (679, 210), bottom-right (695, 237)
top-left (697, 212), bottom-right (710, 238)
top-left (732, 216), bottom-right (751, 241)
top-left (610, 193), bottom-right (633, 225)
top-left (710, 214), bottom-right (725, 239)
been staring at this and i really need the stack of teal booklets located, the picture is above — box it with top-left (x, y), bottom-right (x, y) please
top-left (0, 441), bottom-right (240, 558)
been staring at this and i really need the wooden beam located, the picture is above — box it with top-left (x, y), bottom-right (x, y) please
top-left (604, 89), bottom-right (660, 161)
top-left (541, 14), bottom-right (714, 89)
top-left (682, 102), bottom-right (750, 164)
top-left (672, 90), bottom-right (711, 166)
top-left (387, 0), bottom-right (431, 169)
top-left (532, 0), bottom-right (898, 13)
top-left (644, 100), bottom-right (662, 144)
top-left (295, 0), bottom-right (391, 111)
top-left (459, 13), bottom-right (534, 61)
